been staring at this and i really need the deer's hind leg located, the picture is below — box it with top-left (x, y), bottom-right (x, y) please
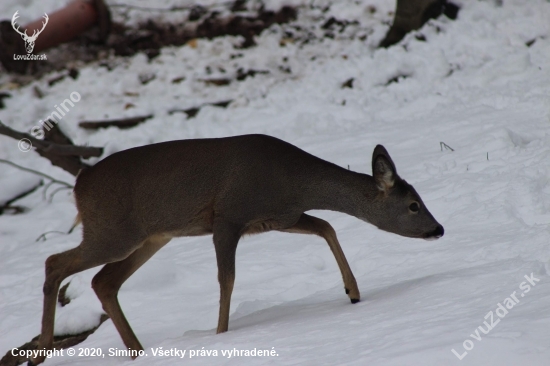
top-left (33, 247), bottom-right (96, 364)
top-left (279, 213), bottom-right (360, 303)
top-left (91, 235), bottom-right (171, 356)
top-left (33, 233), bottom-right (145, 365)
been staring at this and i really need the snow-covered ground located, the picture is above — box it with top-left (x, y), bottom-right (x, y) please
top-left (1, 0), bottom-right (550, 365)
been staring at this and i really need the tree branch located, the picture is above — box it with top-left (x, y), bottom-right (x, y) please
top-left (0, 159), bottom-right (73, 188)
top-left (0, 159), bottom-right (74, 188)
top-left (0, 120), bottom-right (103, 176)
top-left (0, 121), bottom-right (103, 158)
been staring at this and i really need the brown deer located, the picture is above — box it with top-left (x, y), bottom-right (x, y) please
top-left (32, 134), bottom-right (443, 364)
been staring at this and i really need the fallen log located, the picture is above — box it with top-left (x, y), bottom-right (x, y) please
top-left (0, 314), bottom-right (109, 366)
top-left (78, 114), bottom-right (153, 130)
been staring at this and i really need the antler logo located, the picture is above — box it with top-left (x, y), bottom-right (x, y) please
top-left (11, 11), bottom-right (49, 54)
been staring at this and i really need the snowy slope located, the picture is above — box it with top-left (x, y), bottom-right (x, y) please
top-left (1, 0), bottom-right (550, 365)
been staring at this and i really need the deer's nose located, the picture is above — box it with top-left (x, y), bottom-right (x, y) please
top-left (434, 225), bottom-right (444, 238)
top-left (424, 225), bottom-right (444, 240)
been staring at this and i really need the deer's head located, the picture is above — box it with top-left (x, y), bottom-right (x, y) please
top-left (364, 145), bottom-right (444, 240)
top-left (11, 11), bottom-right (48, 53)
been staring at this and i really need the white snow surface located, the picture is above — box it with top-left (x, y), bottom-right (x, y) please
top-left (1, 0), bottom-right (550, 365)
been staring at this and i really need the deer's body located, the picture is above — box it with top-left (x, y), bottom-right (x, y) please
top-left (77, 135), bottom-right (375, 242)
top-left (33, 134), bottom-right (443, 365)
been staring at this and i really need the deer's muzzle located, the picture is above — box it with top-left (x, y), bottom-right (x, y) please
top-left (423, 225), bottom-right (444, 240)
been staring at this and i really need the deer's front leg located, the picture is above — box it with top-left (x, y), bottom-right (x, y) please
top-left (280, 213), bottom-right (360, 303)
top-left (212, 220), bottom-right (242, 333)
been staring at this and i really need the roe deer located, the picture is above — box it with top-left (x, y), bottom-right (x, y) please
top-left (32, 134), bottom-right (443, 364)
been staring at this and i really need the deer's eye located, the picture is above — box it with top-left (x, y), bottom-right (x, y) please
top-left (409, 202), bottom-right (420, 213)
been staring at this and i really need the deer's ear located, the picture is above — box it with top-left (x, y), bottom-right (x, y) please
top-left (372, 145), bottom-right (397, 192)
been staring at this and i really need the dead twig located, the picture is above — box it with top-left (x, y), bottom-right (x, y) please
top-left (36, 231), bottom-right (69, 242)
top-left (440, 141), bottom-right (454, 152)
top-left (0, 159), bottom-right (73, 188)
top-left (0, 179), bottom-right (43, 215)
top-left (47, 186), bottom-right (73, 203)
top-left (36, 212), bottom-right (80, 241)
top-left (0, 159), bottom-right (73, 209)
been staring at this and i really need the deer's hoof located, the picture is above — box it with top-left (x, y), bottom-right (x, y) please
top-left (350, 298), bottom-right (360, 304)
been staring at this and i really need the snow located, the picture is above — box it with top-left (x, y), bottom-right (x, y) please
top-left (1, 0), bottom-right (550, 365)
top-left (0, 168), bottom-right (41, 206)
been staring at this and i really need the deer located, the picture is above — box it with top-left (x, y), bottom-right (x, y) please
top-left (11, 11), bottom-right (49, 54)
top-left (31, 134), bottom-right (443, 365)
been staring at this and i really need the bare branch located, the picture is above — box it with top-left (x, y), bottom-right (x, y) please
top-left (48, 186), bottom-right (73, 203)
top-left (0, 180), bottom-right (43, 215)
top-left (0, 159), bottom-right (73, 188)
top-left (440, 142), bottom-right (455, 152)
top-left (0, 121), bottom-right (103, 158)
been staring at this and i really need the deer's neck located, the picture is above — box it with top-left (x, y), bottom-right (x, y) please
top-left (302, 163), bottom-right (378, 219)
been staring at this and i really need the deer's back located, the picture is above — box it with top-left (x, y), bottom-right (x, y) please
top-left (74, 135), bottom-right (328, 238)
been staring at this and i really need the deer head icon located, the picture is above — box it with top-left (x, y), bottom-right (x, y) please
top-left (11, 11), bottom-right (49, 53)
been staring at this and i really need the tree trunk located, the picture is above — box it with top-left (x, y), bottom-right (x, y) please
top-left (379, 0), bottom-right (457, 48)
